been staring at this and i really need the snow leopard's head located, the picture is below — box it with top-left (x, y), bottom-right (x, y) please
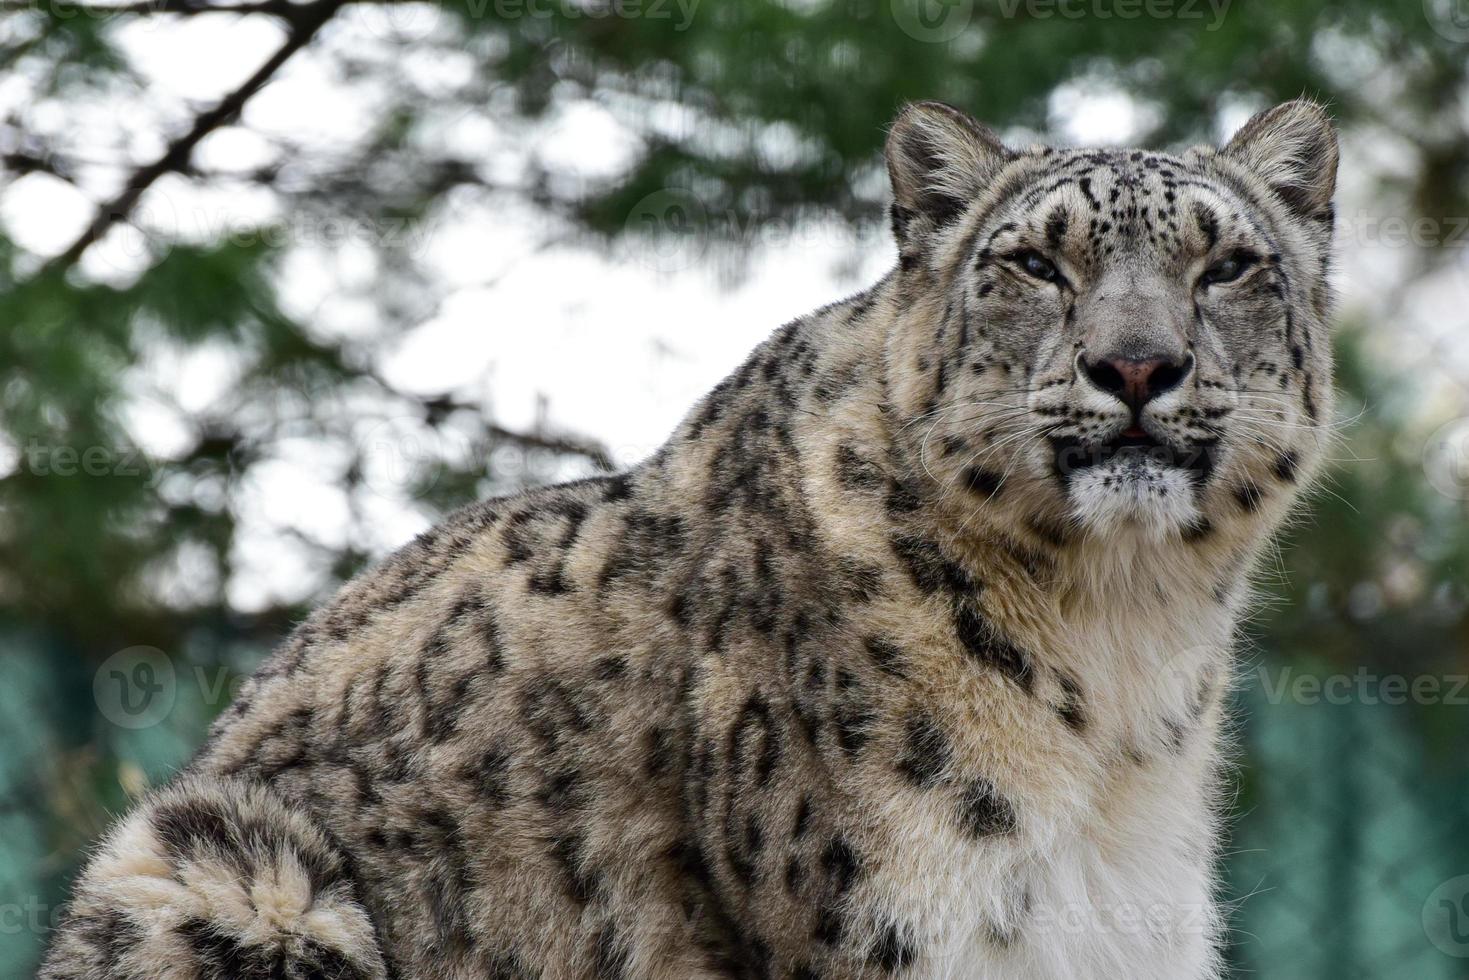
top-left (884, 99), bottom-right (1337, 548)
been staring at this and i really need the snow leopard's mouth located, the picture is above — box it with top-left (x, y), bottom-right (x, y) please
top-left (1049, 432), bottom-right (1219, 484)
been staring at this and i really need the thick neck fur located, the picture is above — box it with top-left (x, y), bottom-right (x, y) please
top-left (650, 265), bottom-right (1262, 719)
top-left (655, 264), bottom-right (1263, 655)
top-left (637, 264), bottom-right (1255, 973)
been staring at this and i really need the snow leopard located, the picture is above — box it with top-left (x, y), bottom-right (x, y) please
top-left (41, 98), bottom-right (1337, 980)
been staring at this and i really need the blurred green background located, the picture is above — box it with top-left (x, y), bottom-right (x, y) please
top-left (2, 0), bottom-right (1468, 977)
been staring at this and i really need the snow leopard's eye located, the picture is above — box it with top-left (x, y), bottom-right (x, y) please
top-left (1199, 252), bottom-right (1256, 288)
top-left (1011, 249), bottom-right (1061, 284)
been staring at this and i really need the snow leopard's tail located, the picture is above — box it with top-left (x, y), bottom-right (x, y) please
top-left (40, 775), bottom-right (389, 980)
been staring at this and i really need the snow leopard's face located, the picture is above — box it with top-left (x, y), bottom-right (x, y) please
top-left (885, 100), bottom-right (1337, 543)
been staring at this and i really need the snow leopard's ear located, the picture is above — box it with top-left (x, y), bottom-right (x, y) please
top-left (1223, 99), bottom-right (1338, 226)
top-left (886, 101), bottom-right (1012, 248)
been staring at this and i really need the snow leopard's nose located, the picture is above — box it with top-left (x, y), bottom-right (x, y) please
top-left (1080, 352), bottom-right (1194, 409)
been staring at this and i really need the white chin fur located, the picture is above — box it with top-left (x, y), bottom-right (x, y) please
top-left (1066, 459), bottom-right (1201, 541)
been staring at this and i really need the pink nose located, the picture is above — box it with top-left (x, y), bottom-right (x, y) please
top-left (1081, 354), bottom-right (1193, 408)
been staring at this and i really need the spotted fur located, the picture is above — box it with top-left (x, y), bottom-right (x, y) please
top-left (43, 100), bottom-right (1338, 980)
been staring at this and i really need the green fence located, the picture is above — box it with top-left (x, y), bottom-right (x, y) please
top-left (3, 631), bottom-right (1467, 979)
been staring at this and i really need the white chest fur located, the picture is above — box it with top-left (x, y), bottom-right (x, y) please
top-left (932, 804), bottom-right (1221, 980)
top-left (891, 722), bottom-right (1224, 980)
top-left (882, 567), bottom-right (1231, 980)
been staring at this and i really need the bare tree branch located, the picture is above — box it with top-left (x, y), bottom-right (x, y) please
top-left (416, 392), bottom-right (617, 471)
top-left (484, 423), bottom-right (616, 472)
top-left (3, 149), bottom-right (76, 182)
top-left (38, 0), bottom-right (350, 277)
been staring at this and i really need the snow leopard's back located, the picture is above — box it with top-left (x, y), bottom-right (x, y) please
top-left (42, 98), bottom-right (1340, 980)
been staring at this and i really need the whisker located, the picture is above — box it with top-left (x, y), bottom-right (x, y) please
top-left (954, 425), bottom-right (1061, 538)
